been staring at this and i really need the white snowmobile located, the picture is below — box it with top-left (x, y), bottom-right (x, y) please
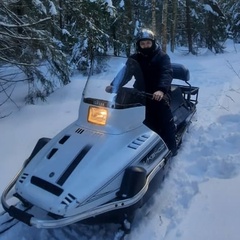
top-left (1, 57), bottom-right (198, 231)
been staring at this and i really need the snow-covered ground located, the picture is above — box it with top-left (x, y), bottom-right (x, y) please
top-left (0, 40), bottom-right (240, 239)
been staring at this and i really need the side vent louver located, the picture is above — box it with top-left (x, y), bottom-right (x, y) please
top-left (128, 134), bottom-right (149, 150)
top-left (61, 193), bottom-right (76, 206)
top-left (18, 173), bottom-right (29, 183)
top-left (75, 128), bottom-right (84, 134)
top-left (47, 148), bottom-right (58, 159)
top-left (59, 135), bottom-right (70, 144)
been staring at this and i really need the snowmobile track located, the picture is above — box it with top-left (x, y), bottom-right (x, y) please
top-left (0, 211), bottom-right (19, 234)
top-left (114, 230), bottom-right (130, 240)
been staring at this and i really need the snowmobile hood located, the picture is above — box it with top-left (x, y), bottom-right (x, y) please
top-left (15, 119), bottom-right (158, 216)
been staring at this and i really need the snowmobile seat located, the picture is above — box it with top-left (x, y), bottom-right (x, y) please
top-left (171, 63), bottom-right (199, 106)
top-left (171, 63), bottom-right (190, 82)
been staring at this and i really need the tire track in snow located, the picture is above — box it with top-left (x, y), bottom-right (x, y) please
top-left (128, 112), bottom-right (240, 240)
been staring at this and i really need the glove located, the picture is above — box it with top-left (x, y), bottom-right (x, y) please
top-left (105, 85), bottom-right (113, 93)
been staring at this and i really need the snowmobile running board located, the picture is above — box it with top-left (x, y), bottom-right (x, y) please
top-left (1, 152), bottom-right (171, 228)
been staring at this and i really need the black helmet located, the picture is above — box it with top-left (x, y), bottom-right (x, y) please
top-left (137, 29), bottom-right (155, 42)
top-left (136, 29), bottom-right (156, 55)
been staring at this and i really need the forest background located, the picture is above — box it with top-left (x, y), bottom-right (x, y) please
top-left (0, 0), bottom-right (239, 116)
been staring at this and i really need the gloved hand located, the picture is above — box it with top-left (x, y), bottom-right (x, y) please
top-left (153, 90), bottom-right (164, 101)
top-left (105, 85), bottom-right (113, 93)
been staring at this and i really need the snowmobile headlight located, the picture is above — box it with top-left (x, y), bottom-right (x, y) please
top-left (88, 106), bottom-right (108, 125)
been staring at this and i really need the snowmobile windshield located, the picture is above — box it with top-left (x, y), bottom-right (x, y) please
top-left (83, 57), bottom-right (145, 109)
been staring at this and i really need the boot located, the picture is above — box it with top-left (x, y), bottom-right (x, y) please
top-left (160, 119), bottom-right (178, 156)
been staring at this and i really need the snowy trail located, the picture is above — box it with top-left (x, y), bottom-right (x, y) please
top-left (129, 50), bottom-right (240, 240)
top-left (1, 107), bottom-right (239, 240)
top-left (0, 219), bottom-right (120, 240)
top-left (1, 44), bottom-right (240, 239)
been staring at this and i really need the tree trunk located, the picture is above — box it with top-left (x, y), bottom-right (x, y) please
top-left (124, 0), bottom-right (133, 57)
top-left (170, 0), bottom-right (178, 52)
top-left (186, 0), bottom-right (194, 54)
top-left (111, 22), bottom-right (119, 56)
top-left (206, 14), bottom-right (213, 51)
top-left (162, 0), bottom-right (168, 52)
top-left (152, 0), bottom-right (156, 34)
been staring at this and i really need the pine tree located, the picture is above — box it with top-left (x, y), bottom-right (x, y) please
top-left (59, 0), bottom-right (112, 73)
top-left (220, 0), bottom-right (240, 43)
top-left (202, 0), bottom-right (227, 53)
top-left (0, 0), bottom-right (70, 104)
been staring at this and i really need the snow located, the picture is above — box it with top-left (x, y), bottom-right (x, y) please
top-left (49, 1), bottom-right (57, 16)
top-left (1, 40), bottom-right (240, 239)
top-left (32, 0), bottom-right (47, 14)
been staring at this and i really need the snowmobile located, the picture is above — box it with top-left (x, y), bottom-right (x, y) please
top-left (1, 57), bottom-right (198, 231)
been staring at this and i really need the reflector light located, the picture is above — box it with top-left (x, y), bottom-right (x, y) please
top-left (87, 107), bottom-right (108, 125)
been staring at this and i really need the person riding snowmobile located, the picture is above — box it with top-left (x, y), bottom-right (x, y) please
top-left (106, 28), bottom-right (177, 156)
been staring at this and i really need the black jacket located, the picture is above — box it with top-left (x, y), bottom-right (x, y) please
top-left (110, 46), bottom-right (173, 95)
top-left (130, 46), bottom-right (173, 94)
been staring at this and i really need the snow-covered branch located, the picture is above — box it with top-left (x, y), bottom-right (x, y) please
top-left (0, 31), bottom-right (47, 41)
top-left (0, 17), bottom-right (51, 28)
top-left (0, 56), bottom-right (37, 66)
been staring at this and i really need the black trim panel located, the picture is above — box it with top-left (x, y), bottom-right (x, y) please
top-left (31, 176), bottom-right (63, 196)
top-left (57, 145), bottom-right (92, 186)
